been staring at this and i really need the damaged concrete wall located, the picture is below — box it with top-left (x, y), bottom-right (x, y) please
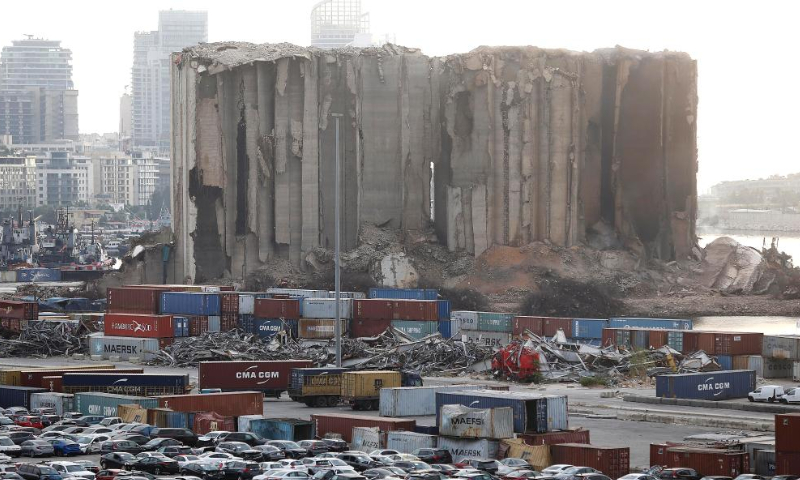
top-left (171, 43), bottom-right (697, 282)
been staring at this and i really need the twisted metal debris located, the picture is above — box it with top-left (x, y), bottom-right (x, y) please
top-left (0, 321), bottom-right (87, 357)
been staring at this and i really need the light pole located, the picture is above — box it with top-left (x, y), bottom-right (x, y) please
top-left (331, 113), bottom-right (343, 368)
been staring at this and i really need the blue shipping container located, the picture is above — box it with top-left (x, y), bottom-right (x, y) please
top-left (165, 411), bottom-right (188, 429)
top-left (717, 355), bottom-right (733, 370)
top-left (438, 300), bottom-right (451, 321)
top-left (436, 390), bottom-right (566, 433)
top-left (159, 292), bottom-right (221, 316)
top-left (0, 386), bottom-right (47, 409)
top-left (414, 425), bottom-right (439, 435)
top-left (438, 320), bottom-right (453, 339)
top-left (62, 373), bottom-right (189, 389)
top-left (655, 369), bottom-right (756, 400)
top-left (250, 418), bottom-right (315, 441)
top-left (173, 317), bottom-right (189, 337)
top-left (368, 288), bottom-right (439, 300)
top-left (74, 392), bottom-right (157, 416)
top-left (16, 268), bottom-right (61, 282)
top-left (571, 319), bottom-right (608, 339)
top-left (609, 317), bottom-right (693, 330)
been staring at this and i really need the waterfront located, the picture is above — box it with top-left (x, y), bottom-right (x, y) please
top-left (698, 231), bottom-right (800, 262)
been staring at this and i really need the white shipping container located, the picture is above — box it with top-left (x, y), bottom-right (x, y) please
top-left (546, 395), bottom-right (569, 431)
top-left (267, 288), bottom-right (329, 298)
top-left (208, 316), bottom-right (221, 332)
top-left (238, 415), bottom-right (265, 433)
top-left (764, 358), bottom-right (793, 379)
top-left (329, 291), bottom-right (367, 299)
top-left (351, 427), bottom-right (383, 451)
top-left (302, 298), bottom-right (353, 319)
top-left (30, 393), bottom-right (74, 416)
top-left (461, 331), bottom-right (512, 348)
top-left (88, 333), bottom-right (163, 361)
top-left (438, 405), bottom-right (514, 439)
top-left (239, 295), bottom-right (255, 315)
top-left (380, 385), bottom-right (481, 417)
top-left (451, 311), bottom-right (479, 331)
top-left (387, 431), bottom-right (437, 453)
top-left (437, 437), bottom-right (499, 462)
top-left (794, 362), bottom-right (800, 381)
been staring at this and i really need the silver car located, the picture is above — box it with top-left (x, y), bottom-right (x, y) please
top-left (20, 440), bottom-right (54, 457)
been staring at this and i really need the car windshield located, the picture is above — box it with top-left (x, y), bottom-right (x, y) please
top-left (66, 466), bottom-right (86, 473)
top-left (329, 460), bottom-right (347, 467)
top-left (0, 438), bottom-right (12, 446)
top-left (354, 456), bottom-right (371, 462)
top-left (118, 453), bottom-right (135, 460)
top-left (201, 465), bottom-right (220, 471)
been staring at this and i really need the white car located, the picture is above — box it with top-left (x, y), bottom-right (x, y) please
top-left (278, 460), bottom-right (306, 469)
top-left (260, 463), bottom-right (285, 472)
top-left (542, 465), bottom-right (574, 476)
top-left (749, 385), bottom-right (785, 402)
top-left (618, 474), bottom-right (659, 480)
top-left (75, 434), bottom-right (111, 454)
top-left (369, 450), bottom-right (400, 457)
top-left (48, 462), bottom-right (96, 480)
top-left (497, 459), bottom-right (533, 475)
top-left (780, 387), bottom-right (800, 404)
top-left (174, 455), bottom-right (204, 468)
top-left (81, 427), bottom-right (114, 435)
top-left (301, 458), bottom-right (355, 474)
top-left (197, 431), bottom-right (230, 445)
top-left (393, 454), bottom-right (420, 462)
top-left (258, 470), bottom-right (310, 480)
top-left (0, 436), bottom-right (21, 457)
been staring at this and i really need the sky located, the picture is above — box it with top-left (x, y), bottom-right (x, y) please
top-left (0, 0), bottom-right (797, 192)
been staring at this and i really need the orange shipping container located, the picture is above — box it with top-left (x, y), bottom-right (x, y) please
top-left (157, 391), bottom-right (263, 417)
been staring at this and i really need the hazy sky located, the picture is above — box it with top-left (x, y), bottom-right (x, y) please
top-left (1, 1), bottom-right (796, 192)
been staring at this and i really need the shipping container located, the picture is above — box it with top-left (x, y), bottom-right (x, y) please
top-left (609, 317), bottom-right (692, 330)
top-left (289, 368), bottom-right (346, 405)
top-left (330, 291), bottom-right (366, 300)
top-left (368, 288), bottom-right (439, 300)
top-left (776, 413), bottom-right (800, 453)
top-left (245, 318), bottom-right (291, 338)
top-left (193, 412), bottom-right (236, 435)
top-left (17, 365), bottom-right (121, 388)
top-left (379, 385), bottom-right (480, 417)
top-left (254, 299), bottom-right (300, 319)
top-left (717, 355), bottom-right (733, 370)
top-left (198, 360), bottom-right (312, 395)
top-left (764, 358), bottom-right (793, 379)
top-left (551, 444), bottom-right (630, 479)
top-left (302, 299), bottom-right (352, 319)
top-left (0, 271), bottom-right (16, 282)
top-left (16, 268), bottom-right (61, 282)
top-left (513, 317), bottom-right (544, 337)
top-left (160, 292), bottom-right (221, 316)
top-left (353, 300), bottom-right (438, 322)
top-left (460, 331), bottom-right (512, 348)
top-left (239, 294), bottom-right (255, 315)
top-left (310, 413), bottom-right (415, 443)
top-left (714, 332), bottom-right (764, 356)
top-left (247, 418), bottom-right (314, 441)
top-left (266, 288), bottom-right (329, 299)
top-left (174, 316), bottom-right (189, 337)
top-left (341, 371), bottom-right (401, 408)
top-left (755, 450), bottom-right (776, 477)
top-left (220, 313), bottom-right (237, 332)
top-left (0, 318), bottom-right (24, 333)
top-left (763, 336), bottom-right (800, 360)
top-left (188, 316), bottom-right (209, 336)
top-left (438, 321), bottom-right (454, 339)
top-left (107, 287), bottom-right (167, 314)
top-left (438, 300), bottom-right (451, 321)
top-left (477, 316), bottom-right (513, 333)
top-left (436, 390), bottom-right (567, 434)
top-left (546, 395), bottom-right (569, 431)
top-left (88, 333), bottom-right (171, 361)
top-left (649, 330), bottom-right (668, 349)
top-left (0, 300), bottom-right (38, 320)
top-left (158, 391), bottom-right (264, 417)
top-left (74, 392), bottom-right (157, 417)
top-left (667, 331), bottom-right (685, 353)
top-left (452, 312), bottom-right (514, 332)
top-left (117, 404), bottom-right (148, 423)
top-left (795, 362), bottom-right (800, 381)
top-left (220, 292), bottom-right (239, 314)
top-left (349, 318), bottom-right (391, 338)
top-left (387, 431), bottom-right (437, 453)
top-left (542, 318), bottom-right (573, 338)
top-left (41, 376), bottom-right (62, 393)
top-left (730, 354), bottom-right (761, 375)
top-left (238, 415), bottom-right (264, 433)
top-left (0, 386), bottom-right (47, 408)
top-left (572, 319), bottom-right (609, 340)
top-left (519, 429), bottom-right (591, 446)
top-left (655, 370), bottom-right (756, 400)
top-left (776, 452), bottom-right (800, 475)
top-left (30, 392), bottom-right (74, 416)
top-left (436, 437), bottom-right (499, 463)
top-left (298, 319), bottom-right (347, 339)
top-left (662, 447), bottom-right (749, 478)
top-left (439, 405), bottom-right (514, 439)
top-left (391, 320), bottom-right (438, 340)
top-left (352, 427), bottom-right (383, 451)
top-left (208, 316), bottom-right (220, 332)
top-left (62, 373), bottom-right (189, 396)
top-left (103, 313), bottom-right (177, 338)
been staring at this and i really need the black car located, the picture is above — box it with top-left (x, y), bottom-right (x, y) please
top-left (249, 445), bottom-right (285, 461)
top-left (74, 416), bottom-right (105, 427)
top-left (216, 442), bottom-right (263, 461)
top-left (298, 440), bottom-right (329, 456)
top-left (458, 459), bottom-right (500, 475)
top-left (220, 460), bottom-right (261, 480)
top-left (321, 439), bottom-right (348, 453)
top-left (6, 432), bottom-right (34, 445)
top-left (113, 434), bottom-right (152, 446)
top-left (100, 440), bottom-right (143, 455)
top-left (659, 470), bottom-right (702, 480)
top-left (16, 464), bottom-right (61, 480)
top-left (266, 441), bottom-right (308, 459)
top-left (150, 428), bottom-right (198, 447)
top-left (180, 462), bottom-right (225, 480)
top-left (156, 445), bottom-right (197, 458)
top-left (331, 474), bottom-right (367, 480)
top-left (413, 449), bottom-right (452, 465)
top-left (428, 465), bottom-right (459, 476)
top-left (573, 475), bottom-right (611, 480)
top-left (391, 462), bottom-right (431, 474)
top-left (217, 432), bottom-right (266, 447)
top-left (124, 456), bottom-right (180, 475)
top-left (101, 452), bottom-right (138, 469)
top-left (142, 437), bottom-right (182, 451)
top-left (338, 453), bottom-right (382, 472)
top-left (362, 469), bottom-right (399, 480)
top-left (407, 472), bottom-right (449, 480)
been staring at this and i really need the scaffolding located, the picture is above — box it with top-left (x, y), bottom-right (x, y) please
top-left (310, 0), bottom-right (371, 49)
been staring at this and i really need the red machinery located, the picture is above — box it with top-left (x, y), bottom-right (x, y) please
top-left (492, 341), bottom-right (541, 381)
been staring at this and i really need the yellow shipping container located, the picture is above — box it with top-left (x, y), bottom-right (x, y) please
top-left (118, 404), bottom-right (148, 423)
top-left (300, 372), bottom-right (343, 397)
top-left (341, 371), bottom-right (401, 410)
top-left (501, 439), bottom-right (551, 470)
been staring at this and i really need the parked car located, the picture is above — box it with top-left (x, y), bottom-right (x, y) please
top-left (17, 464), bottom-right (62, 480)
top-left (450, 473), bottom-right (494, 480)
top-left (74, 416), bottom-right (105, 427)
top-left (320, 440), bottom-right (348, 453)
top-left (337, 454), bottom-right (382, 472)
top-left (748, 385), bottom-right (784, 403)
top-left (101, 453), bottom-right (138, 470)
top-left (619, 475), bottom-right (659, 480)
top-left (657, 470), bottom-right (702, 480)
top-left (180, 462), bottom-right (225, 480)
top-left (174, 455), bottom-right (203, 468)
top-left (156, 446), bottom-right (197, 458)
top-left (555, 467), bottom-right (600, 480)
top-left (76, 435), bottom-right (111, 454)
top-left (72, 462), bottom-right (100, 475)
top-left (7, 432), bottom-right (35, 445)
top-left (390, 462), bottom-right (430, 474)
top-left (260, 472), bottom-right (311, 480)
top-left (503, 471), bottom-right (542, 480)
top-left (780, 388), bottom-right (800, 404)
top-left (412, 449), bottom-right (452, 465)
top-left (732, 476), bottom-right (763, 480)
top-left (770, 477), bottom-right (799, 480)
top-left (95, 470), bottom-right (122, 480)
top-left (124, 456), bottom-right (180, 475)
top-left (572, 475), bottom-right (610, 480)
top-left (47, 463), bottom-right (95, 480)
top-left (111, 435), bottom-right (150, 447)
top-left (197, 432), bottom-right (231, 449)
top-left (20, 440), bottom-right (54, 457)
top-left (303, 459), bottom-right (354, 475)
top-left (46, 438), bottom-right (82, 456)
top-left (542, 467), bottom-right (574, 477)
top-left (142, 438), bottom-right (182, 452)
top-left (267, 442), bottom-right (308, 460)
top-left (101, 441), bottom-right (143, 455)
top-left (150, 429), bottom-right (198, 447)
top-left (297, 441), bottom-right (329, 457)
top-left (220, 460), bottom-right (262, 480)
top-left (62, 414), bottom-right (83, 421)
top-left (497, 459), bottom-right (532, 476)
top-left (217, 433), bottom-right (266, 447)
top-left (361, 469), bottom-right (398, 480)
top-left (216, 442), bottom-right (263, 461)
top-left (99, 419), bottom-right (122, 427)
top-left (0, 437), bottom-right (21, 457)
top-left (427, 465), bottom-right (458, 477)
top-left (250, 446), bottom-right (285, 462)
top-left (369, 452), bottom-right (400, 458)
top-left (0, 474), bottom-right (23, 480)
top-left (15, 417), bottom-right (44, 430)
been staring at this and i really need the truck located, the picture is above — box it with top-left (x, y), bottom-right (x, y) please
top-left (288, 368), bottom-right (347, 407)
top-left (341, 370), bottom-right (423, 411)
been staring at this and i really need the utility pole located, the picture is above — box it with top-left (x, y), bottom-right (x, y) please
top-left (332, 113), bottom-right (343, 368)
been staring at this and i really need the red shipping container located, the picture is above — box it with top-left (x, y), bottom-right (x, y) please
top-left (601, 329), bottom-right (616, 347)
top-left (353, 300), bottom-right (393, 321)
top-left (650, 444), bottom-right (668, 467)
top-left (551, 444), bottom-right (630, 479)
top-left (107, 287), bottom-right (168, 314)
top-left (21, 367), bottom-right (143, 387)
top-left (776, 413), bottom-right (800, 453)
top-left (0, 318), bottom-right (23, 333)
top-left (649, 331), bottom-right (668, 349)
top-left (220, 313), bottom-right (237, 332)
top-left (390, 301), bottom-right (438, 321)
top-left (542, 317), bottom-right (573, 337)
top-left (520, 429), bottom-right (590, 446)
top-left (665, 447), bottom-right (749, 477)
top-left (513, 317), bottom-right (544, 337)
top-left (41, 376), bottom-right (62, 392)
top-left (104, 313), bottom-right (175, 338)
top-left (198, 360), bottom-right (312, 393)
top-left (220, 293), bottom-right (239, 314)
top-left (310, 413), bottom-right (415, 443)
top-left (349, 318), bottom-right (391, 337)
top-left (189, 316), bottom-right (208, 336)
top-left (0, 300), bottom-right (37, 320)
top-left (777, 452), bottom-right (800, 475)
top-left (254, 299), bottom-right (300, 319)
top-left (158, 391), bottom-right (263, 417)
top-left (683, 332), bottom-right (715, 353)
top-left (714, 332), bottom-right (763, 356)
top-left (193, 412), bottom-right (236, 435)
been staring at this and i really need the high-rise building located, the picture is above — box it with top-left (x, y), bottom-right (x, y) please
top-left (310, 0), bottom-right (370, 48)
top-left (0, 156), bottom-right (37, 210)
top-left (101, 155), bottom-right (136, 205)
top-left (34, 152), bottom-right (93, 207)
top-left (132, 10), bottom-right (207, 149)
top-left (0, 38), bottom-right (79, 143)
top-left (119, 92), bottom-right (132, 150)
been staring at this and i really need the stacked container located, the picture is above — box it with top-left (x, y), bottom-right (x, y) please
top-left (776, 413), bottom-right (800, 474)
top-left (436, 390), bottom-right (568, 434)
top-left (551, 444), bottom-right (630, 479)
top-left (452, 311), bottom-right (515, 347)
top-left (350, 298), bottom-right (439, 339)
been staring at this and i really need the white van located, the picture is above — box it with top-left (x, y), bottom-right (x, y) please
top-left (780, 387), bottom-right (800, 404)
top-left (748, 385), bottom-right (785, 402)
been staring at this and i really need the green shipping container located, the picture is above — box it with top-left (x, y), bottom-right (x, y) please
top-left (477, 314), bottom-right (513, 332)
top-left (75, 392), bottom-right (157, 417)
top-left (391, 320), bottom-right (438, 340)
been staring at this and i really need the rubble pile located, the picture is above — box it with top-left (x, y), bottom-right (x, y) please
top-left (0, 321), bottom-right (87, 357)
